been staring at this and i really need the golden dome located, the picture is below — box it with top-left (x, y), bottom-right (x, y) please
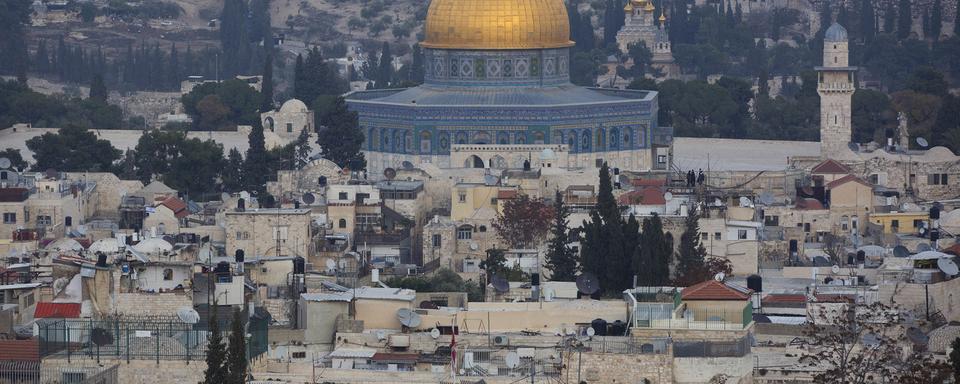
top-left (422, 0), bottom-right (575, 50)
top-left (623, 2), bottom-right (633, 12)
top-left (659, 14), bottom-right (666, 22)
top-left (644, 2), bottom-right (655, 11)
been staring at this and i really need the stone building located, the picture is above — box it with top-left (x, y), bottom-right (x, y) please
top-left (224, 208), bottom-right (313, 259)
top-left (817, 23), bottom-right (857, 159)
top-left (346, 0), bottom-right (664, 176)
top-left (260, 99), bottom-right (314, 141)
top-left (617, 1), bottom-right (677, 78)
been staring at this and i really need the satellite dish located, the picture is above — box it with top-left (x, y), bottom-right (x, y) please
top-left (917, 243), bottom-right (932, 252)
top-left (576, 273), bottom-right (600, 295)
top-left (301, 193), bottom-right (316, 205)
top-left (713, 198), bottom-right (722, 207)
top-left (0, 171), bottom-right (20, 186)
top-left (430, 328), bottom-right (441, 339)
top-left (91, 328), bottom-right (114, 346)
top-left (220, 192), bottom-right (230, 202)
top-left (505, 352), bottom-right (521, 369)
top-left (396, 308), bottom-right (422, 328)
top-left (831, 265), bottom-right (841, 274)
top-left (376, 330), bottom-right (387, 340)
top-left (739, 196), bottom-right (753, 207)
top-left (383, 167), bottom-right (397, 181)
top-left (663, 192), bottom-right (673, 201)
top-left (0, 158), bottom-right (10, 169)
top-left (401, 161), bottom-right (414, 170)
top-left (714, 272), bottom-right (725, 282)
top-left (239, 191), bottom-right (251, 200)
top-left (491, 274), bottom-right (510, 293)
top-left (906, 327), bottom-right (929, 345)
top-left (586, 327), bottom-right (596, 337)
top-left (325, 259), bottom-right (337, 271)
top-left (469, 242), bottom-right (479, 251)
top-left (917, 137), bottom-right (929, 148)
top-left (176, 307), bottom-right (200, 324)
top-left (893, 245), bottom-right (910, 258)
top-left (759, 192), bottom-right (775, 205)
top-left (847, 142), bottom-right (860, 152)
top-left (938, 258), bottom-right (959, 276)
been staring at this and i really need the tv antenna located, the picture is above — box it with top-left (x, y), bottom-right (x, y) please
top-left (576, 273), bottom-right (600, 295)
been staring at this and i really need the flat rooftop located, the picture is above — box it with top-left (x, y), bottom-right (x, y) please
top-left (672, 137), bottom-right (821, 171)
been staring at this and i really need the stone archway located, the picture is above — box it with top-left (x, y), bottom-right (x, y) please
top-left (465, 155), bottom-right (485, 168)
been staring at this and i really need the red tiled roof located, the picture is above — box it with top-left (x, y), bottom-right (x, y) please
top-left (160, 196), bottom-right (189, 218)
top-left (826, 174), bottom-right (872, 190)
top-left (762, 294), bottom-right (808, 305)
top-left (814, 294), bottom-right (855, 303)
top-left (943, 244), bottom-right (960, 256)
top-left (34, 302), bottom-right (81, 319)
top-left (811, 159), bottom-right (851, 174)
top-left (630, 178), bottom-right (667, 187)
top-left (681, 280), bottom-right (752, 301)
top-left (371, 353), bottom-right (419, 362)
top-left (497, 190), bottom-right (518, 200)
top-left (0, 339), bottom-right (40, 361)
top-left (618, 187), bottom-right (666, 205)
top-left (795, 198), bottom-right (825, 210)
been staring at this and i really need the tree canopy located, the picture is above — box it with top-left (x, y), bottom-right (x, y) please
top-left (26, 125), bottom-right (121, 172)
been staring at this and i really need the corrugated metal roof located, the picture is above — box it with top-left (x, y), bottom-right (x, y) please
top-left (34, 302), bottom-right (81, 319)
top-left (301, 292), bottom-right (353, 302)
top-left (354, 287), bottom-right (416, 301)
top-left (0, 283), bottom-right (42, 291)
top-left (0, 339), bottom-right (40, 361)
top-left (328, 348), bottom-right (377, 358)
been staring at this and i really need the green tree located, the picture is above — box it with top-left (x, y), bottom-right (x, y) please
top-left (580, 163), bottom-right (632, 294)
top-left (243, 123), bottom-right (270, 194)
top-left (294, 47), bottom-right (347, 104)
top-left (569, 51), bottom-right (604, 86)
top-left (673, 210), bottom-right (709, 286)
top-left (0, 148), bottom-right (28, 171)
top-left (89, 74), bottom-right (108, 103)
top-left (293, 127), bottom-right (312, 168)
top-left (226, 308), bottom-right (247, 383)
top-left (884, 2), bottom-right (896, 34)
top-left (261, 53), bottom-right (274, 112)
top-left (860, 0), bottom-right (875, 41)
top-left (164, 138), bottom-right (225, 196)
top-left (932, 0), bottom-right (943, 40)
top-left (897, 0), bottom-right (912, 39)
top-left (316, 97), bottom-right (365, 170)
top-left (636, 214), bottom-right (671, 286)
top-left (182, 79), bottom-right (263, 128)
top-left (545, 191), bottom-right (578, 281)
top-left (203, 307), bottom-right (227, 384)
top-left (221, 148), bottom-right (245, 192)
top-left (951, 337), bottom-right (960, 382)
top-left (26, 125), bottom-right (120, 172)
top-left (480, 248), bottom-right (526, 282)
top-left (375, 42), bottom-right (393, 89)
top-left (626, 42), bottom-right (653, 77)
top-left (0, 0), bottom-right (30, 80)
top-left (907, 67), bottom-right (949, 96)
top-left (492, 194), bottom-right (554, 249)
top-left (852, 89), bottom-right (896, 143)
top-left (956, 0), bottom-right (960, 36)
top-left (195, 95), bottom-right (234, 131)
top-left (219, 0), bottom-right (248, 77)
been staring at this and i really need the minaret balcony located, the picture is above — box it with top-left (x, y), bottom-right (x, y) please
top-left (817, 82), bottom-right (855, 92)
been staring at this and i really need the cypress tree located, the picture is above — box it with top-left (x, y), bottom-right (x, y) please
top-left (293, 53), bottom-right (304, 98)
top-left (897, 0), bottom-right (912, 39)
top-left (581, 163), bottom-right (631, 292)
top-left (375, 42), bottom-right (392, 89)
top-left (243, 122), bottom-right (269, 195)
top-left (861, 0), bottom-right (875, 41)
top-left (409, 44), bottom-right (424, 84)
top-left (226, 308), bottom-right (247, 384)
top-left (184, 45), bottom-right (194, 77)
top-left (931, 0), bottom-right (943, 40)
top-left (956, 0), bottom-right (960, 35)
top-left (220, 0), bottom-right (247, 78)
top-left (819, 2), bottom-right (832, 34)
top-left (837, 5), bottom-right (849, 30)
top-left (169, 43), bottom-right (180, 90)
top-left (735, 2), bottom-right (743, 24)
top-left (35, 39), bottom-right (49, 74)
top-left (203, 307), bottom-right (227, 384)
top-left (222, 148), bottom-right (245, 192)
top-left (545, 190), bottom-right (578, 281)
top-left (89, 74), bottom-right (107, 103)
top-left (674, 209), bottom-right (709, 286)
top-left (261, 53), bottom-right (274, 112)
top-left (923, 7), bottom-right (931, 38)
top-left (638, 214), bottom-right (671, 286)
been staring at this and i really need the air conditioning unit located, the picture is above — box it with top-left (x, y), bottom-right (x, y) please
top-left (389, 334), bottom-right (410, 348)
top-left (493, 335), bottom-right (509, 346)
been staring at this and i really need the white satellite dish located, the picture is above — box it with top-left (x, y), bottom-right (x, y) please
top-left (663, 192), bottom-right (673, 201)
top-left (739, 196), bottom-right (753, 207)
top-left (505, 352), bottom-right (521, 369)
top-left (325, 259), bottom-right (336, 271)
top-left (938, 258), bottom-right (959, 276)
top-left (0, 158), bottom-right (11, 169)
top-left (430, 328), bottom-right (441, 339)
top-left (713, 198), bottom-right (722, 207)
top-left (239, 191), bottom-right (251, 200)
top-left (543, 288), bottom-right (555, 302)
top-left (220, 192), bottom-right (230, 202)
top-left (714, 272), bottom-right (726, 281)
top-left (376, 330), bottom-right (387, 341)
top-left (397, 308), bottom-right (422, 328)
top-left (831, 265), bottom-right (841, 274)
top-left (917, 137), bottom-right (929, 148)
top-left (586, 327), bottom-right (596, 337)
top-left (469, 242), bottom-right (479, 251)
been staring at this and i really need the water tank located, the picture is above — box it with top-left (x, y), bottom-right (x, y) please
top-left (608, 320), bottom-right (626, 336)
top-left (746, 274), bottom-right (762, 292)
top-left (913, 269), bottom-right (944, 284)
top-left (234, 249), bottom-right (245, 263)
top-left (590, 319), bottom-right (608, 336)
top-left (96, 252), bottom-right (108, 267)
top-left (214, 261), bottom-right (231, 275)
top-left (856, 250), bottom-right (866, 263)
top-left (930, 206), bottom-right (941, 220)
top-left (293, 256), bottom-right (305, 274)
top-left (237, 198), bottom-right (246, 211)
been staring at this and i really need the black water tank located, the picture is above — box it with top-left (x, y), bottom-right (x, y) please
top-left (96, 252), bottom-right (108, 267)
top-left (235, 249), bottom-right (245, 263)
top-left (856, 250), bottom-right (866, 263)
top-left (590, 319), bottom-right (608, 336)
top-left (747, 274), bottom-right (762, 292)
top-left (237, 198), bottom-right (246, 211)
top-left (931, 228), bottom-right (940, 241)
top-left (523, 160), bottom-right (531, 171)
top-left (318, 176), bottom-right (327, 186)
top-left (293, 256), bottom-right (305, 274)
top-left (215, 261), bottom-right (231, 274)
top-left (608, 320), bottom-right (626, 336)
top-left (930, 205), bottom-right (941, 220)
top-left (531, 273), bottom-right (540, 286)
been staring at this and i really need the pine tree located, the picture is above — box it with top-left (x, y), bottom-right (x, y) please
top-left (168, 43), bottom-right (179, 90)
top-left (897, 0), bottom-right (912, 39)
top-left (89, 74), bottom-right (108, 103)
top-left (375, 42), bottom-right (393, 89)
top-left (226, 308), bottom-right (247, 383)
top-left (203, 307), bottom-right (227, 384)
top-left (316, 97), bottom-right (365, 169)
top-left (222, 148), bottom-right (244, 192)
top-left (931, 0), bottom-right (943, 40)
top-left (674, 209), bottom-right (709, 286)
top-left (884, 2), bottom-right (896, 34)
top-left (545, 190), bottom-right (578, 281)
top-left (294, 128), bottom-right (312, 169)
top-left (861, 0), bottom-right (876, 41)
top-left (243, 123), bottom-right (270, 195)
top-left (260, 53), bottom-right (274, 112)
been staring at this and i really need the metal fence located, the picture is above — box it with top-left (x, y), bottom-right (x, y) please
top-left (580, 336), bottom-right (669, 355)
top-left (632, 303), bottom-right (753, 330)
top-left (37, 318), bottom-right (267, 363)
top-left (0, 361), bottom-right (118, 384)
top-left (673, 336), bottom-right (752, 358)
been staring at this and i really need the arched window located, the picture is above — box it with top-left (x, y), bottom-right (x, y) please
top-left (533, 131), bottom-right (545, 144)
top-left (163, 268), bottom-right (174, 281)
top-left (457, 225), bottom-right (473, 240)
top-left (610, 128), bottom-right (620, 149)
top-left (370, 128), bottom-right (379, 150)
top-left (581, 131), bottom-right (591, 152)
top-left (479, 225), bottom-right (487, 232)
top-left (264, 116), bottom-right (275, 131)
top-left (338, 218), bottom-right (347, 228)
top-left (420, 131), bottom-right (432, 153)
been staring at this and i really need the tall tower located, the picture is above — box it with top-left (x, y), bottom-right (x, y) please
top-left (817, 23), bottom-right (857, 158)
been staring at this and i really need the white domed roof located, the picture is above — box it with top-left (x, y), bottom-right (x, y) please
top-left (279, 99), bottom-right (309, 113)
top-left (540, 148), bottom-right (556, 160)
top-left (132, 238), bottom-right (174, 254)
top-left (45, 238), bottom-right (84, 252)
top-left (88, 238), bottom-right (121, 253)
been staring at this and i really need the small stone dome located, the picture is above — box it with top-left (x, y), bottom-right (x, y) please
top-left (540, 148), bottom-right (556, 160)
top-left (824, 23), bottom-right (848, 42)
top-left (278, 99), bottom-right (309, 113)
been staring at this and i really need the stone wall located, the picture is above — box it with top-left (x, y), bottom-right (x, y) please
top-left (578, 352), bottom-right (672, 384)
top-left (879, 276), bottom-right (960, 322)
top-left (43, 357), bottom-right (205, 384)
top-left (114, 292), bottom-right (193, 317)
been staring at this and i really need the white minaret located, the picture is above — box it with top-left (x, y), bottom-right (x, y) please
top-left (817, 23), bottom-right (857, 158)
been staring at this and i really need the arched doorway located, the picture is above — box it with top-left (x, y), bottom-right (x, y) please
top-left (465, 155), bottom-right (485, 168)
